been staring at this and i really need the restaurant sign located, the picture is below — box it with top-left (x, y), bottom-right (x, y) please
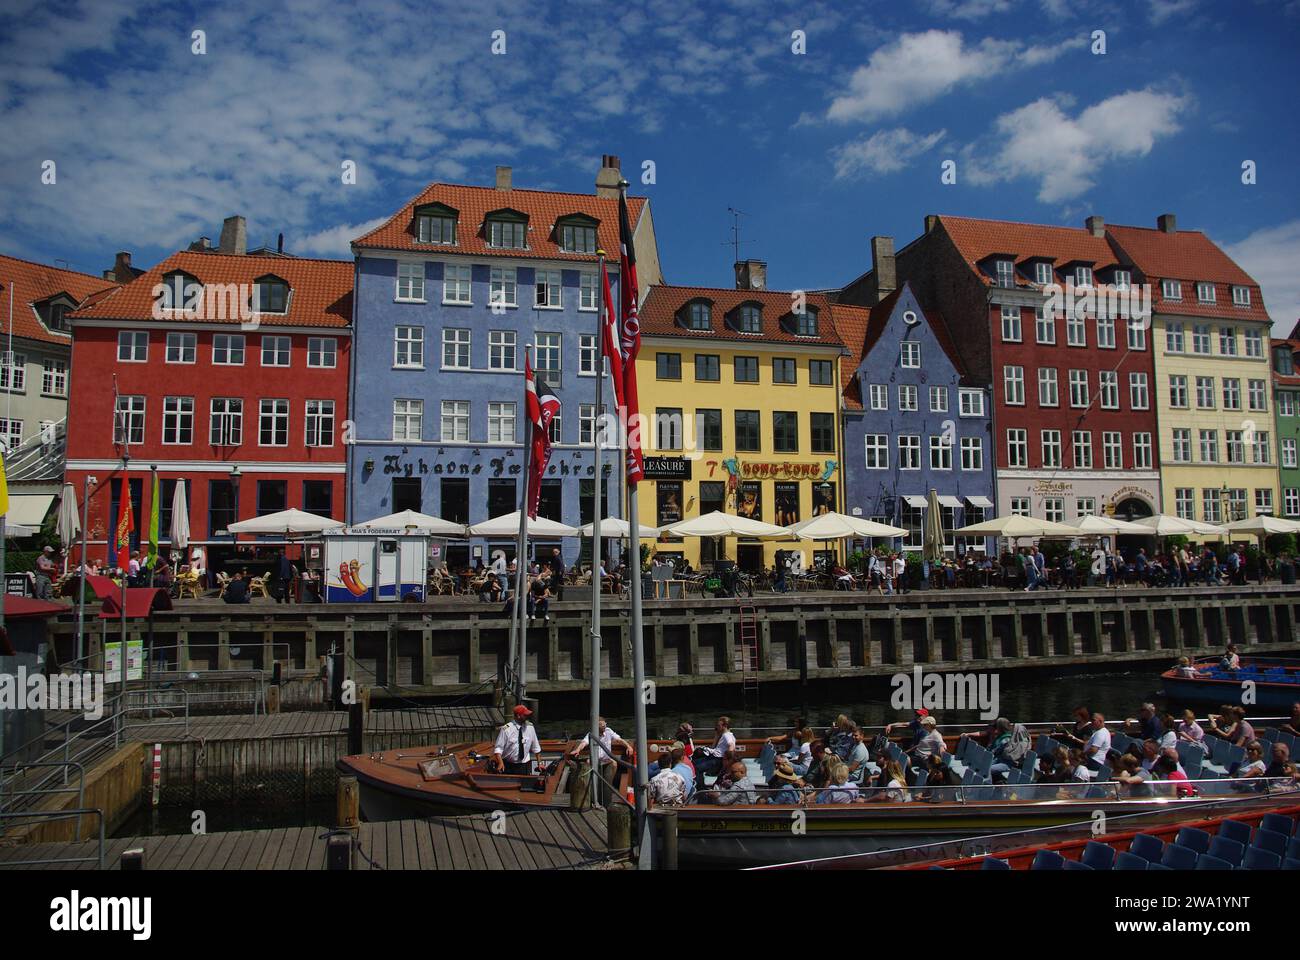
top-left (643, 456), bottom-right (692, 480)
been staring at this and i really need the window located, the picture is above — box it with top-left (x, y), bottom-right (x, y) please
top-left (1003, 365), bottom-right (1024, 405)
top-left (1010, 497), bottom-right (1030, 517)
top-left (699, 408), bottom-right (724, 451)
top-left (1038, 367), bottom-right (1058, 407)
top-left (1226, 488), bottom-right (1247, 522)
top-left (444, 264), bottom-right (472, 304)
top-left (734, 356), bottom-right (758, 382)
top-left (898, 385), bottom-right (918, 411)
top-left (685, 302), bottom-right (711, 330)
top-left (417, 212), bottom-right (455, 244)
top-left (736, 305), bottom-right (761, 334)
top-left (1192, 325), bottom-right (1211, 354)
top-left (901, 342), bottom-right (920, 368)
top-left (1113, 269), bottom-right (1131, 290)
top-left (1197, 282), bottom-right (1216, 304)
top-left (305, 400), bottom-right (334, 447)
top-left (395, 326), bottom-right (424, 367)
top-left (1161, 279), bottom-right (1182, 300)
top-left (438, 400), bottom-right (466, 442)
top-left (1044, 497), bottom-right (1064, 523)
top-left (1222, 378), bottom-right (1240, 410)
top-left (1067, 311), bottom-right (1086, 347)
top-left (1069, 369), bottom-right (1089, 408)
top-left (166, 332), bottom-right (196, 363)
top-left (959, 388), bottom-right (983, 417)
top-left (1283, 392), bottom-right (1296, 417)
top-left (1196, 376), bottom-right (1215, 409)
top-left (1175, 488), bottom-right (1195, 521)
top-left (1168, 375), bottom-right (1188, 408)
top-left (773, 358), bottom-right (797, 383)
top-left (1097, 315), bottom-right (1115, 349)
top-left (261, 335), bottom-right (290, 366)
top-left (254, 278), bottom-right (288, 314)
top-left (396, 262), bottom-right (425, 301)
top-left (1165, 322), bottom-right (1184, 353)
top-left (695, 354), bottom-right (720, 382)
top-left (304, 480), bottom-right (334, 520)
top-left (792, 311), bottom-right (818, 337)
top-left (960, 437), bottom-right (983, 471)
top-left (1219, 327), bottom-right (1237, 356)
top-left (735, 411), bottom-right (760, 451)
top-left (548, 416), bottom-right (562, 444)
top-left (442, 328), bottom-right (471, 368)
top-left (532, 270), bottom-right (561, 308)
top-left (258, 399), bottom-right (289, 446)
top-left (1102, 429), bottom-right (1123, 468)
top-left (1284, 438), bottom-right (1298, 469)
top-left (162, 397), bottom-right (193, 444)
top-left (869, 384), bottom-right (888, 411)
top-left (393, 399), bottom-right (424, 441)
top-left (489, 267), bottom-right (517, 308)
top-left (0, 418), bottom-right (20, 452)
top-left (488, 218), bottom-right (526, 249)
top-left (929, 385), bottom-right (948, 412)
top-left (1254, 431), bottom-right (1271, 464)
top-left (811, 412), bottom-right (835, 453)
top-left (210, 398), bottom-right (242, 446)
top-left (535, 333), bottom-right (561, 382)
top-left (578, 404), bottom-right (601, 447)
top-left (113, 395), bottom-right (145, 444)
top-left (1133, 433), bottom-right (1152, 469)
top-left (213, 334), bottom-right (245, 365)
top-left (1007, 429), bottom-right (1027, 468)
top-left (308, 337), bottom-right (336, 368)
top-left (864, 435), bottom-right (889, 469)
top-left (1098, 370), bottom-right (1119, 409)
top-left (578, 335), bottom-right (598, 376)
top-left (1074, 430), bottom-right (1094, 469)
top-left (772, 412), bottom-right (799, 452)
top-left (656, 408), bottom-right (683, 450)
top-left (1172, 428), bottom-right (1192, 463)
top-left (810, 359), bottom-right (833, 386)
top-left (995, 259), bottom-right (1015, 288)
top-left (1129, 372), bottom-right (1149, 409)
top-left (1076, 497), bottom-right (1097, 518)
top-left (1232, 285), bottom-right (1251, 307)
top-left (1257, 489), bottom-right (1275, 516)
top-left (1034, 262), bottom-right (1053, 285)
top-left (1244, 329), bottom-right (1263, 358)
top-left (898, 435), bottom-right (921, 470)
top-left (1000, 305), bottom-right (1021, 342)
top-left (656, 353), bottom-right (681, 379)
top-left (1248, 379), bottom-right (1267, 412)
top-left (117, 331), bottom-right (147, 362)
top-left (929, 435), bottom-right (952, 470)
top-left (46, 302), bottom-right (70, 332)
top-left (561, 222), bottom-right (597, 253)
top-left (1074, 265), bottom-right (1093, 287)
top-left (1035, 307), bottom-right (1055, 344)
top-left (1287, 489), bottom-right (1300, 518)
top-left (41, 358), bottom-right (67, 396)
top-left (488, 401), bottom-right (516, 443)
top-left (579, 272), bottom-right (597, 310)
top-left (1202, 490), bottom-right (1222, 524)
top-left (1199, 429), bottom-right (1219, 463)
top-left (487, 331), bottom-right (515, 371)
top-left (1041, 430), bottom-right (1062, 467)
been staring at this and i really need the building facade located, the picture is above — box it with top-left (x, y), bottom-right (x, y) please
top-left (346, 158), bottom-right (662, 570)
top-left (66, 246), bottom-right (352, 567)
top-left (1107, 217), bottom-right (1277, 524)
top-left (1272, 333), bottom-right (1300, 519)
top-left (634, 269), bottom-right (846, 571)
top-left (836, 281), bottom-right (995, 551)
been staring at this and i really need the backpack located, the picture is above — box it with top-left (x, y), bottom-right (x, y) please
top-left (1004, 723), bottom-right (1031, 763)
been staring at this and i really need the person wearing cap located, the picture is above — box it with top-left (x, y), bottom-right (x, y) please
top-left (493, 704), bottom-right (543, 775)
top-left (767, 757), bottom-right (804, 804)
top-left (669, 744), bottom-right (696, 801)
top-left (907, 716), bottom-right (946, 767)
top-left (886, 709), bottom-right (929, 750)
top-left (34, 546), bottom-right (56, 599)
top-left (569, 716), bottom-right (630, 787)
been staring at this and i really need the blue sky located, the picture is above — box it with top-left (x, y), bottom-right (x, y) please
top-left (2, 0), bottom-right (1299, 328)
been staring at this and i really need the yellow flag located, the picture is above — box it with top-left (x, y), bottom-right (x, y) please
top-left (0, 450), bottom-right (8, 517)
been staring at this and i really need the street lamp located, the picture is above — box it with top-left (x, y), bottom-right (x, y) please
top-left (1220, 483), bottom-right (1230, 523)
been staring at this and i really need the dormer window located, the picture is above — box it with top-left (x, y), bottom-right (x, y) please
top-left (995, 259), bottom-right (1016, 288)
top-left (1161, 279), bottom-right (1182, 300)
top-left (1033, 262), bottom-right (1053, 285)
top-left (48, 302), bottom-right (70, 331)
top-left (685, 301), bottom-right (711, 331)
top-left (556, 215), bottom-right (599, 254)
top-left (1197, 282), bottom-right (1216, 304)
top-left (792, 309), bottom-right (818, 337)
top-left (415, 203), bottom-right (457, 245)
top-left (1232, 285), bottom-right (1251, 307)
top-left (157, 270), bottom-right (202, 312)
top-left (730, 303), bottom-right (762, 334)
top-left (1074, 265), bottom-right (1093, 288)
top-left (254, 276), bottom-right (290, 314)
top-left (486, 211), bottom-right (528, 249)
top-left (1112, 269), bottom-right (1131, 290)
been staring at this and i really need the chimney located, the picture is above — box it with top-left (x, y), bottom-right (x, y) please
top-left (219, 216), bottom-right (247, 255)
top-left (924, 214), bottom-right (939, 234)
top-left (870, 236), bottom-right (897, 305)
top-left (495, 165), bottom-right (512, 191)
top-left (277, 232), bottom-right (284, 254)
top-left (1085, 215), bottom-right (1105, 237)
top-left (112, 251), bottom-right (133, 283)
top-left (595, 154), bottom-right (622, 199)
top-left (1157, 213), bottom-right (1177, 234)
top-left (734, 260), bottom-right (767, 291)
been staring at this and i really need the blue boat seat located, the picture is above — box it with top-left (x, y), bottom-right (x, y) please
top-left (1240, 847), bottom-right (1281, 870)
top-left (1115, 852), bottom-right (1148, 870)
top-left (1128, 833), bottom-right (1164, 863)
top-left (1062, 858), bottom-right (1093, 870)
top-left (980, 857), bottom-right (1010, 870)
top-left (1081, 840), bottom-right (1116, 870)
top-left (1147, 862), bottom-right (1173, 870)
top-left (1260, 813), bottom-right (1295, 836)
top-left (1288, 836), bottom-right (1300, 861)
top-left (1175, 826), bottom-right (1211, 855)
top-left (1195, 854), bottom-right (1233, 870)
top-left (1252, 828), bottom-right (1288, 858)
top-left (1031, 849), bottom-right (1065, 870)
top-left (1161, 843), bottom-right (1199, 870)
top-left (1217, 818), bottom-right (1252, 847)
top-left (1207, 836), bottom-right (1245, 866)
top-left (1284, 858), bottom-right (1300, 870)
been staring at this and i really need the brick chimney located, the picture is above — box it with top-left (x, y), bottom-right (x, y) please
top-left (495, 165), bottom-right (512, 191)
top-left (596, 155), bottom-right (622, 198)
top-left (870, 236), bottom-right (897, 305)
top-left (219, 216), bottom-right (247, 255)
top-left (1157, 213), bottom-right (1177, 234)
top-left (112, 252), bottom-right (133, 283)
top-left (924, 214), bottom-right (939, 234)
top-left (1085, 215), bottom-right (1105, 237)
top-left (734, 260), bottom-right (767, 291)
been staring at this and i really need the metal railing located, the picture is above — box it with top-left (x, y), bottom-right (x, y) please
top-left (0, 760), bottom-right (87, 838)
top-left (0, 807), bottom-right (104, 869)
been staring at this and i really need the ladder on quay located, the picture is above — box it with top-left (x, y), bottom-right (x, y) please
top-left (735, 603), bottom-right (759, 698)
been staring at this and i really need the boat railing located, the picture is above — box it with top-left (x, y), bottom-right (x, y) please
top-left (724, 716), bottom-right (1292, 737)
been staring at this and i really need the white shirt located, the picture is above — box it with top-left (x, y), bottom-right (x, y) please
top-left (1085, 727), bottom-right (1112, 758)
top-left (1091, 549), bottom-right (1105, 576)
top-left (892, 557), bottom-right (905, 575)
top-left (490, 556), bottom-right (507, 575)
top-left (577, 726), bottom-right (622, 760)
top-left (701, 729), bottom-right (736, 758)
top-left (493, 720), bottom-right (542, 763)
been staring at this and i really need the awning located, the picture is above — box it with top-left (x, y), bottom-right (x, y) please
top-left (6, 493), bottom-right (54, 527)
top-left (937, 496), bottom-right (963, 509)
top-left (966, 496), bottom-right (994, 509)
top-left (99, 588), bottom-right (173, 620)
top-left (902, 495), bottom-right (928, 508)
top-left (2, 596), bottom-right (66, 620)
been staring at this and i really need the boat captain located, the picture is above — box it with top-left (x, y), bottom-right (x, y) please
top-left (493, 704), bottom-right (543, 774)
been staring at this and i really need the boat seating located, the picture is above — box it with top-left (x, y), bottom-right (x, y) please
top-left (969, 750), bottom-right (993, 779)
top-left (1260, 812), bottom-right (1296, 836)
top-left (1258, 727), bottom-right (1277, 742)
top-left (1196, 854), bottom-right (1234, 870)
top-left (1082, 840), bottom-right (1116, 870)
top-left (1020, 750), bottom-right (1037, 778)
top-left (1223, 743), bottom-right (1246, 769)
top-left (1085, 783), bottom-right (1113, 799)
top-left (1252, 828), bottom-right (1289, 858)
top-left (1062, 858), bottom-right (1092, 870)
top-left (981, 857), bottom-right (1011, 870)
top-left (1175, 826), bottom-right (1211, 855)
top-left (1115, 852), bottom-right (1149, 870)
top-left (1208, 738), bottom-right (1228, 765)
top-left (1284, 858), bottom-right (1300, 870)
top-left (1207, 836), bottom-right (1245, 866)
top-left (1240, 847), bottom-right (1281, 870)
top-left (1289, 837), bottom-right (1300, 861)
top-left (1112, 733), bottom-right (1133, 754)
top-left (1128, 833), bottom-right (1165, 863)
top-left (1147, 862), bottom-right (1173, 870)
top-left (1217, 819), bottom-right (1253, 846)
top-left (1161, 843), bottom-right (1199, 870)
top-left (1030, 849), bottom-right (1065, 870)
top-left (1175, 740), bottom-right (1208, 767)
top-left (1180, 752), bottom-right (1204, 778)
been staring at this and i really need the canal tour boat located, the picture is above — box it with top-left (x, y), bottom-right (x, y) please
top-left (1161, 656), bottom-right (1300, 710)
top-left (337, 729), bottom-right (1299, 868)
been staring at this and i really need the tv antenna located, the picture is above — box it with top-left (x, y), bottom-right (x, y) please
top-left (722, 207), bottom-right (753, 263)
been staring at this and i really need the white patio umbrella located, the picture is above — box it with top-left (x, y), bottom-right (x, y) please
top-left (4, 522), bottom-right (38, 538)
top-left (1218, 514), bottom-right (1300, 537)
top-left (783, 512), bottom-right (906, 540)
top-left (1063, 514), bottom-right (1152, 535)
top-left (952, 514), bottom-right (1077, 538)
top-left (578, 517), bottom-right (659, 538)
top-left (662, 510), bottom-right (786, 538)
top-left (170, 480), bottom-right (190, 552)
top-left (468, 511), bottom-right (579, 537)
top-left (1131, 514), bottom-right (1223, 537)
top-left (352, 509), bottom-right (466, 537)
top-left (227, 508), bottom-right (344, 536)
top-left (56, 482), bottom-right (80, 572)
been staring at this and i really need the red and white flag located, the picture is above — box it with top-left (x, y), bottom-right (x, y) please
top-left (599, 258), bottom-right (624, 413)
top-left (524, 356), bottom-right (560, 519)
top-left (616, 190), bottom-right (643, 482)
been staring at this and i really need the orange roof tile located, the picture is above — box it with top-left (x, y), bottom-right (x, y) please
top-left (0, 253), bottom-right (118, 345)
top-left (639, 285), bottom-right (845, 348)
top-left (71, 251), bottom-right (353, 328)
top-left (938, 215), bottom-right (1121, 288)
top-left (828, 301), bottom-right (872, 409)
top-left (353, 183), bottom-right (647, 263)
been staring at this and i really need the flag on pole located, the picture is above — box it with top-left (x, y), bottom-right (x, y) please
top-left (147, 471), bottom-right (160, 567)
top-left (616, 189), bottom-right (643, 482)
top-left (524, 357), bottom-right (561, 519)
top-left (599, 258), bottom-right (624, 412)
top-left (0, 450), bottom-right (8, 518)
top-left (116, 488), bottom-right (134, 556)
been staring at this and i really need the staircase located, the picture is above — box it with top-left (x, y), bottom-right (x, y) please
top-left (5, 418), bottom-right (66, 482)
top-left (735, 603), bottom-right (759, 698)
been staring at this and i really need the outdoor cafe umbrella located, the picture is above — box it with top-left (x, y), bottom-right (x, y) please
top-left (1062, 514), bottom-right (1152, 536)
top-left (577, 517), bottom-right (659, 538)
top-left (353, 509), bottom-right (466, 537)
top-left (1218, 514), bottom-right (1300, 537)
top-left (467, 511), bottom-right (579, 538)
top-left (662, 510), bottom-right (786, 538)
top-left (56, 482), bottom-right (80, 572)
top-left (170, 480), bottom-right (190, 552)
top-left (922, 489), bottom-right (945, 564)
top-left (782, 512), bottom-right (906, 540)
top-left (227, 508), bottom-right (344, 536)
top-left (951, 514), bottom-right (1077, 538)
top-left (1130, 514), bottom-right (1223, 538)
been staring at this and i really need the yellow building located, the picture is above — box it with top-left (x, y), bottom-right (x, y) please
top-left (634, 268), bottom-right (848, 571)
top-left (1107, 219), bottom-right (1278, 524)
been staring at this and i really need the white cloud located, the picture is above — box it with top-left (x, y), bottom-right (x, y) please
top-left (826, 30), bottom-right (1085, 123)
top-left (1222, 220), bottom-right (1300, 336)
top-left (296, 217), bottom-right (390, 258)
top-left (832, 128), bottom-right (946, 179)
top-left (1148, 0), bottom-right (1198, 24)
top-left (963, 87), bottom-right (1190, 202)
top-left (922, 0), bottom-right (1015, 20)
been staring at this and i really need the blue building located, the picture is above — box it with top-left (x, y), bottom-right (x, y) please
top-left (836, 280), bottom-right (995, 553)
top-left (347, 158), bottom-right (663, 570)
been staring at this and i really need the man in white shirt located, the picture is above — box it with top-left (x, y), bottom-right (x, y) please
top-left (1084, 712), bottom-right (1112, 772)
top-left (493, 704), bottom-right (542, 775)
top-left (34, 546), bottom-right (56, 599)
top-left (693, 716), bottom-right (737, 792)
top-left (569, 716), bottom-right (630, 788)
top-left (892, 554), bottom-right (906, 594)
top-left (489, 551), bottom-right (508, 596)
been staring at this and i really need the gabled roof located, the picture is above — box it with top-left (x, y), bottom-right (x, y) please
top-left (937, 215), bottom-right (1123, 289)
top-left (0, 253), bottom-right (119, 345)
top-left (353, 183), bottom-right (647, 263)
top-left (1271, 338), bottom-right (1300, 388)
top-left (639, 285), bottom-right (845, 347)
top-left (71, 251), bottom-right (353, 328)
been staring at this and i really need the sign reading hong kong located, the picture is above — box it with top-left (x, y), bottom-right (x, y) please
top-left (699, 458), bottom-right (838, 481)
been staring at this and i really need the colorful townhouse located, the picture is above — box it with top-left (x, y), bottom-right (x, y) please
top-left (346, 157), bottom-right (662, 571)
top-left (634, 265), bottom-right (847, 571)
top-left (66, 226), bottom-right (353, 567)
top-left (842, 216), bottom-right (1163, 525)
top-left (1271, 330), bottom-right (1300, 518)
top-left (835, 273), bottom-right (995, 553)
top-left (1106, 217), bottom-right (1276, 523)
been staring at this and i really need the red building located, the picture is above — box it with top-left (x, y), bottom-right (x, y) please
top-left (66, 248), bottom-right (352, 568)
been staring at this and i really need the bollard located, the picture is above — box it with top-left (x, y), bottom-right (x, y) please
top-left (337, 774), bottom-right (360, 832)
top-left (121, 847), bottom-right (145, 870)
top-left (606, 802), bottom-right (631, 860)
top-left (347, 698), bottom-right (366, 755)
top-left (326, 833), bottom-right (353, 870)
top-left (659, 809), bottom-right (678, 870)
top-left (569, 762), bottom-right (590, 811)
top-left (266, 684), bottom-right (280, 715)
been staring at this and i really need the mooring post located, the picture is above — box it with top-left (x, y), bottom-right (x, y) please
top-left (657, 808), bottom-right (678, 870)
top-left (337, 774), bottom-right (360, 832)
top-left (347, 693), bottom-right (366, 755)
top-left (606, 802), bottom-right (631, 860)
top-left (326, 833), bottom-right (354, 870)
top-left (121, 847), bottom-right (145, 870)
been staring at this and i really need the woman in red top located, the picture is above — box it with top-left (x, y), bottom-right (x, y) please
top-left (1153, 755), bottom-right (1194, 797)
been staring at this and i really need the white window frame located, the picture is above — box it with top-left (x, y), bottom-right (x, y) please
top-left (898, 435), bottom-right (921, 470)
top-left (305, 399), bottom-right (335, 448)
top-left (210, 398), bottom-right (243, 446)
top-left (394, 399), bottom-right (425, 442)
top-left (40, 358), bottom-right (67, 397)
top-left (307, 337), bottom-right (337, 368)
top-left (258, 398), bottom-right (290, 448)
top-left (394, 326), bottom-right (425, 368)
top-left (489, 330), bottom-right (516, 371)
top-left (1232, 285), bottom-right (1251, 307)
top-left (1129, 372), bottom-right (1149, 410)
top-left (397, 261), bottom-right (426, 302)
top-left (161, 396), bottom-right (193, 445)
top-left (1068, 369), bottom-right (1089, 409)
top-left (901, 341), bottom-right (921, 368)
top-left (534, 270), bottom-right (562, 309)
top-left (261, 335), bottom-right (291, 367)
top-left (117, 331), bottom-right (147, 362)
top-left (165, 332), bottom-right (196, 364)
top-left (212, 334), bottom-right (245, 366)
top-left (1074, 430), bottom-right (1095, 469)
top-left (1006, 429), bottom-right (1027, 468)
top-left (1037, 367), bottom-right (1058, 407)
top-left (442, 328), bottom-right (471, 369)
top-left (579, 272), bottom-right (598, 311)
top-left (864, 434), bottom-right (890, 470)
top-left (958, 388), bottom-right (984, 417)
top-left (1041, 430), bottom-right (1062, 468)
top-left (439, 400), bottom-right (469, 442)
top-left (929, 385), bottom-right (948, 413)
top-left (1161, 279), bottom-right (1182, 301)
top-left (443, 264), bottom-right (472, 305)
top-left (960, 436), bottom-right (983, 471)
top-left (488, 401), bottom-right (516, 444)
top-left (490, 267), bottom-right (517, 308)
top-left (1172, 428), bottom-right (1191, 463)
top-left (1000, 305), bottom-right (1021, 342)
top-left (869, 384), bottom-right (888, 411)
top-left (1098, 370), bottom-right (1119, 409)
top-left (1197, 281), bottom-right (1217, 304)
top-left (1003, 365), bottom-right (1025, 406)
top-left (1133, 432), bottom-right (1152, 470)
top-left (898, 384), bottom-right (918, 412)
top-left (928, 435), bottom-right (952, 471)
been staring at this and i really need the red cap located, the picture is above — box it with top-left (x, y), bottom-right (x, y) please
top-left (513, 705), bottom-right (533, 718)
top-left (915, 708), bottom-right (929, 717)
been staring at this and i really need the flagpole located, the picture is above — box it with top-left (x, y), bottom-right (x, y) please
top-left (510, 345), bottom-right (535, 702)
top-left (76, 475), bottom-right (93, 664)
top-left (2, 284), bottom-right (10, 635)
top-left (588, 252), bottom-right (608, 806)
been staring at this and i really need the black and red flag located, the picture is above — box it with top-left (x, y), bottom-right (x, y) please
top-left (524, 355), bottom-right (561, 519)
top-left (615, 189), bottom-right (643, 483)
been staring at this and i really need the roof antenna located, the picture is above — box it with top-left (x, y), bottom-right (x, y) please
top-left (722, 207), bottom-right (753, 264)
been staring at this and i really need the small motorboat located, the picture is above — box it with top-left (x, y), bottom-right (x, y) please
top-left (1162, 656), bottom-right (1300, 710)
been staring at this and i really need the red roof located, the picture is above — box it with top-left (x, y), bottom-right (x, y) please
top-left (937, 215), bottom-right (1122, 288)
top-left (71, 251), bottom-right (353, 328)
top-left (639, 285), bottom-right (846, 347)
top-left (0, 253), bottom-right (118, 346)
top-left (98, 587), bottom-right (173, 619)
top-left (1272, 338), bottom-right (1300, 387)
top-left (2, 595), bottom-right (67, 619)
top-left (353, 183), bottom-right (647, 263)
top-left (828, 301), bottom-right (872, 410)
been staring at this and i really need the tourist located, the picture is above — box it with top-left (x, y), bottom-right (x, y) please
top-left (1083, 713), bottom-right (1112, 771)
top-left (1157, 714), bottom-right (1179, 752)
top-left (886, 708), bottom-right (929, 749)
top-left (892, 553), bottom-right (907, 594)
top-left (767, 758), bottom-right (804, 804)
top-left (692, 716), bottom-right (736, 792)
top-left (824, 714), bottom-right (854, 758)
top-left (489, 550), bottom-right (509, 597)
top-left (1138, 739), bottom-right (1161, 772)
top-left (816, 762), bottom-right (858, 804)
top-left (223, 570), bottom-right (251, 604)
top-left (1176, 709), bottom-right (1206, 750)
top-left (989, 719), bottom-right (1031, 780)
top-left (569, 717), bottom-right (630, 787)
top-left (1054, 705), bottom-right (1093, 748)
top-left (549, 547), bottom-right (566, 602)
top-left (649, 754), bottom-right (687, 807)
top-left (1279, 703), bottom-right (1300, 738)
top-left (675, 723), bottom-right (696, 758)
top-left (1207, 706), bottom-right (1254, 747)
top-left (844, 728), bottom-right (871, 783)
top-left (1152, 755), bottom-right (1194, 798)
top-left (1264, 742), bottom-right (1292, 779)
top-left (527, 574), bottom-right (551, 623)
top-left (1114, 754), bottom-right (1154, 797)
top-left (761, 716), bottom-right (807, 771)
top-left (1172, 657), bottom-right (1199, 678)
top-left (34, 546), bottom-right (56, 599)
top-left (1235, 741), bottom-right (1268, 778)
top-left (919, 753), bottom-right (955, 800)
top-left (491, 704), bottom-right (542, 775)
top-left (669, 745), bottom-right (696, 802)
top-left (1219, 643), bottom-right (1241, 671)
top-left (1125, 703), bottom-right (1163, 741)
top-left (275, 550), bottom-right (295, 604)
top-left (712, 761), bottom-right (757, 805)
top-left (867, 758), bottom-right (910, 803)
top-left (908, 715), bottom-right (946, 767)
top-left (833, 563), bottom-right (854, 591)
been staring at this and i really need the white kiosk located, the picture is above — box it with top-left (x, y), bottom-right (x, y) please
top-left (322, 528), bottom-right (431, 602)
